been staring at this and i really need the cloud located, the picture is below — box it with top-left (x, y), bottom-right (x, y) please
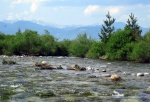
top-left (83, 5), bottom-right (123, 16)
top-left (10, 0), bottom-right (49, 12)
top-left (7, 13), bottom-right (14, 20)
top-left (84, 5), bottom-right (100, 16)
top-left (108, 7), bottom-right (120, 14)
top-left (30, 3), bottom-right (38, 12)
top-left (3, 1), bottom-right (150, 27)
top-left (10, 0), bottom-right (22, 7)
top-left (7, 11), bottom-right (30, 20)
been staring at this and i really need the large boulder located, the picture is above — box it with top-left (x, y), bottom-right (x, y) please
top-left (110, 74), bottom-right (122, 81)
top-left (35, 61), bottom-right (56, 70)
top-left (67, 64), bottom-right (86, 71)
top-left (41, 61), bottom-right (48, 65)
top-left (35, 61), bottom-right (49, 67)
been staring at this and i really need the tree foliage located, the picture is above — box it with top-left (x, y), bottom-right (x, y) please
top-left (106, 29), bottom-right (132, 60)
top-left (124, 13), bottom-right (142, 42)
top-left (86, 42), bottom-right (105, 58)
top-left (130, 41), bottom-right (150, 62)
top-left (144, 30), bottom-right (150, 42)
top-left (69, 33), bottom-right (94, 57)
top-left (99, 12), bottom-right (115, 43)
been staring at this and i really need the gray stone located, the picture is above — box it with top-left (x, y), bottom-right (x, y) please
top-left (100, 74), bottom-right (111, 77)
top-left (41, 61), bottom-right (48, 65)
top-left (137, 73), bottom-right (144, 77)
top-left (110, 74), bottom-right (122, 81)
top-left (144, 73), bottom-right (149, 76)
top-left (102, 69), bottom-right (106, 72)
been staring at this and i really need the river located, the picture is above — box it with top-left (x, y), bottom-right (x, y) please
top-left (0, 56), bottom-right (150, 102)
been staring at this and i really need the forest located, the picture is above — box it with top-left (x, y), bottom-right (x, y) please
top-left (0, 13), bottom-right (150, 63)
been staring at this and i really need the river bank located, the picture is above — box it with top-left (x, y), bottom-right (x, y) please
top-left (0, 56), bottom-right (150, 102)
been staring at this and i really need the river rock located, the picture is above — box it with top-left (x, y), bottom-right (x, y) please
top-left (100, 74), bottom-right (111, 77)
top-left (110, 74), bottom-right (121, 81)
top-left (144, 73), bottom-right (149, 76)
top-left (102, 69), bottom-right (106, 72)
top-left (35, 61), bottom-right (49, 67)
top-left (137, 73), bottom-right (144, 77)
top-left (35, 61), bottom-right (56, 70)
top-left (67, 64), bottom-right (86, 71)
top-left (79, 67), bottom-right (86, 71)
top-left (57, 65), bottom-right (63, 69)
top-left (41, 61), bottom-right (48, 65)
top-left (67, 65), bottom-right (76, 70)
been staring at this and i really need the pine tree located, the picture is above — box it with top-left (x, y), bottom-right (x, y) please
top-left (99, 12), bottom-right (115, 43)
top-left (124, 13), bottom-right (142, 42)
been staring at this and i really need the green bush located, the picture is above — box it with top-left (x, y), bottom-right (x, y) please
top-left (40, 33), bottom-right (57, 56)
top-left (106, 29), bottom-right (132, 60)
top-left (69, 33), bottom-right (94, 57)
top-left (144, 30), bottom-right (150, 42)
top-left (55, 39), bottom-right (72, 56)
top-left (86, 42), bottom-right (105, 58)
top-left (2, 35), bottom-right (15, 56)
top-left (130, 41), bottom-right (150, 62)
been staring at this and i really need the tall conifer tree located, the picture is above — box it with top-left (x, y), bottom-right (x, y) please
top-left (99, 12), bottom-right (115, 43)
top-left (124, 13), bottom-right (142, 42)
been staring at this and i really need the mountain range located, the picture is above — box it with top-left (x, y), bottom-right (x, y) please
top-left (0, 20), bottom-right (149, 40)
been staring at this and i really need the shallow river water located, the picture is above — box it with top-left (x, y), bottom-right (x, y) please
top-left (0, 56), bottom-right (150, 102)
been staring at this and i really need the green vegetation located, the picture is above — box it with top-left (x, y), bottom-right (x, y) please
top-left (124, 13), bottom-right (142, 42)
top-left (86, 42), bottom-right (105, 58)
top-left (98, 12), bottom-right (115, 43)
top-left (106, 29), bottom-right (132, 60)
top-left (69, 33), bottom-right (94, 57)
top-left (0, 12), bottom-right (150, 63)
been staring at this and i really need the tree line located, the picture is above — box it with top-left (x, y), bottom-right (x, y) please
top-left (0, 12), bottom-right (150, 63)
top-left (0, 29), bottom-right (94, 57)
top-left (94, 12), bottom-right (150, 63)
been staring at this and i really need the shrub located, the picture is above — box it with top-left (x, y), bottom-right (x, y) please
top-left (55, 39), bottom-right (72, 56)
top-left (40, 33), bottom-right (57, 56)
top-left (106, 29), bottom-right (132, 60)
top-left (144, 30), bottom-right (150, 42)
top-left (69, 33), bottom-right (94, 57)
top-left (86, 42), bottom-right (105, 58)
top-left (130, 41), bottom-right (150, 63)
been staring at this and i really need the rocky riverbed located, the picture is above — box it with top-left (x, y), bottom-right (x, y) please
top-left (0, 56), bottom-right (150, 102)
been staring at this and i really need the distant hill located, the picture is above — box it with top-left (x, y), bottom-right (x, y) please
top-left (0, 20), bottom-right (149, 40)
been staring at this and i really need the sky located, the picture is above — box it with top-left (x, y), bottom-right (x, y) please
top-left (0, 0), bottom-right (150, 27)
